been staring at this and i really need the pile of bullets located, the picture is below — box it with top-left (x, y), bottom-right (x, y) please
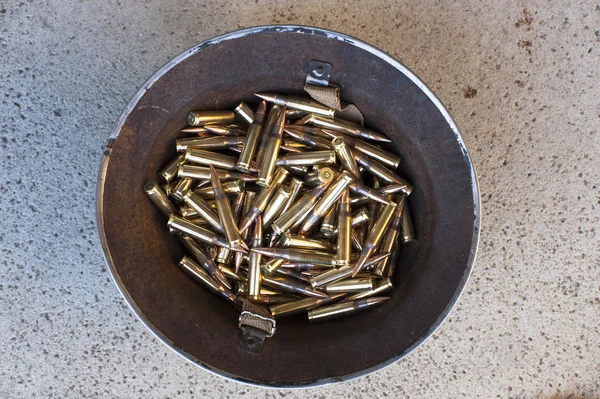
top-left (145, 92), bottom-right (415, 325)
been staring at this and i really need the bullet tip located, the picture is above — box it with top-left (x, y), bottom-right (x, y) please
top-left (255, 92), bottom-right (276, 102)
top-left (369, 132), bottom-right (392, 142)
top-left (367, 297), bottom-right (390, 306)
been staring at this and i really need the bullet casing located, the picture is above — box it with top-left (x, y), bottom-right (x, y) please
top-left (194, 180), bottom-right (244, 198)
top-left (182, 191), bottom-right (224, 234)
top-left (300, 171), bottom-right (354, 234)
top-left (279, 178), bottom-right (304, 216)
top-left (401, 202), bottom-right (416, 243)
top-left (324, 277), bottom-right (374, 293)
top-left (160, 153), bottom-right (186, 183)
top-left (262, 184), bottom-right (292, 227)
top-left (354, 153), bottom-right (412, 193)
top-left (352, 201), bottom-right (398, 276)
top-left (349, 181), bottom-right (390, 205)
top-left (283, 126), bottom-right (334, 150)
top-left (247, 215), bottom-right (263, 300)
top-left (337, 189), bottom-right (352, 267)
top-left (271, 183), bottom-right (330, 235)
top-left (144, 181), bottom-right (176, 216)
top-left (375, 196), bottom-right (406, 276)
top-left (237, 101), bottom-right (266, 173)
top-left (188, 110), bottom-right (235, 126)
top-left (171, 177), bottom-right (194, 203)
top-left (304, 166), bottom-right (335, 186)
top-left (234, 102), bottom-right (254, 124)
top-left (257, 107), bottom-right (286, 187)
top-left (261, 275), bottom-right (328, 299)
top-left (332, 137), bottom-right (362, 179)
top-left (261, 257), bottom-right (286, 274)
top-left (275, 151), bottom-right (336, 167)
top-left (320, 203), bottom-right (338, 237)
top-left (185, 149), bottom-right (238, 170)
top-left (280, 233), bottom-right (334, 251)
top-left (178, 165), bottom-right (255, 182)
top-left (210, 166), bottom-right (247, 253)
top-left (255, 104), bottom-right (282, 170)
top-left (178, 256), bottom-right (236, 303)
top-left (236, 191), bottom-right (256, 272)
top-left (348, 278), bottom-right (394, 300)
top-left (256, 92), bottom-right (335, 118)
top-left (176, 136), bottom-right (245, 152)
top-left (177, 234), bottom-right (231, 289)
top-left (322, 129), bottom-right (401, 169)
top-left (307, 297), bottom-right (389, 322)
top-left (168, 215), bottom-right (228, 248)
top-left (236, 281), bottom-right (281, 296)
top-left (269, 294), bottom-right (345, 318)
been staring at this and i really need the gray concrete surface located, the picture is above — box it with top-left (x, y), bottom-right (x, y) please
top-left (1, 0), bottom-right (599, 397)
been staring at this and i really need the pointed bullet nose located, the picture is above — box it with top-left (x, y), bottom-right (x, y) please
top-left (367, 297), bottom-right (390, 306)
top-left (255, 92), bottom-right (277, 102)
top-left (369, 132), bottom-right (391, 143)
top-left (306, 288), bottom-right (329, 299)
top-left (238, 217), bottom-right (252, 234)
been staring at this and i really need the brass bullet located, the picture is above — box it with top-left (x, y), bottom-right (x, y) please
top-left (354, 152), bottom-right (412, 193)
top-left (177, 234), bottom-right (231, 289)
top-left (375, 196), bottom-right (406, 276)
top-left (348, 278), bottom-right (394, 300)
top-left (247, 215), bottom-right (263, 300)
top-left (279, 178), bottom-right (304, 216)
top-left (300, 170), bottom-right (354, 234)
top-left (262, 184), bottom-right (292, 227)
top-left (144, 181), bottom-right (176, 217)
top-left (308, 297), bottom-right (390, 322)
top-left (323, 278), bottom-right (374, 293)
top-left (401, 201), bottom-right (416, 243)
top-left (320, 203), bottom-right (338, 238)
top-left (257, 106), bottom-right (286, 187)
top-left (237, 101), bottom-right (267, 173)
top-left (167, 215), bottom-right (229, 248)
top-left (170, 177), bottom-right (194, 203)
top-left (255, 92), bottom-right (335, 119)
top-left (332, 137), bottom-right (362, 179)
top-left (271, 183), bottom-right (330, 235)
top-left (310, 253), bottom-right (391, 288)
top-left (303, 114), bottom-right (391, 142)
top-left (321, 129), bottom-right (401, 169)
top-left (280, 233), bottom-right (335, 251)
top-left (269, 293), bottom-right (346, 318)
top-left (193, 180), bottom-right (244, 198)
top-left (179, 205), bottom-right (197, 218)
top-left (276, 150), bottom-right (336, 167)
top-left (349, 181), bottom-right (390, 205)
top-left (178, 165), bottom-right (256, 182)
top-left (204, 124), bottom-right (246, 136)
top-left (185, 149), bottom-right (238, 170)
top-left (178, 256), bottom-right (237, 304)
top-left (182, 190), bottom-right (224, 234)
top-left (235, 191), bottom-right (256, 272)
top-left (176, 136), bottom-right (245, 152)
top-left (352, 201), bottom-right (398, 276)
top-left (188, 110), bottom-right (235, 126)
top-left (284, 165), bottom-right (310, 176)
top-left (238, 167), bottom-right (289, 233)
top-left (255, 104), bottom-right (282, 170)
top-left (216, 191), bottom-right (245, 267)
top-left (234, 102), bottom-right (254, 124)
top-left (209, 165), bottom-right (248, 253)
top-left (159, 153), bottom-right (186, 183)
top-left (261, 275), bottom-right (328, 299)
top-left (261, 257), bottom-right (286, 275)
top-left (180, 126), bottom-right (208, 135)
top-left (336, 189), bottom-right (352, 267)
top-left (304, 166), bottom-right (335, 186)
top-left (236, 281), bottom-right (281, 296)
top-left (219, 263), bottom-right (246, 282)
top-left (251, 247), bottom-right (337, 267)
top-left (283, 126), bottom-right (334, 150)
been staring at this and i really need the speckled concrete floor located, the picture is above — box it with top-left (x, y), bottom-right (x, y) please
top-left (1, 0), bottom-right (599, 398)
